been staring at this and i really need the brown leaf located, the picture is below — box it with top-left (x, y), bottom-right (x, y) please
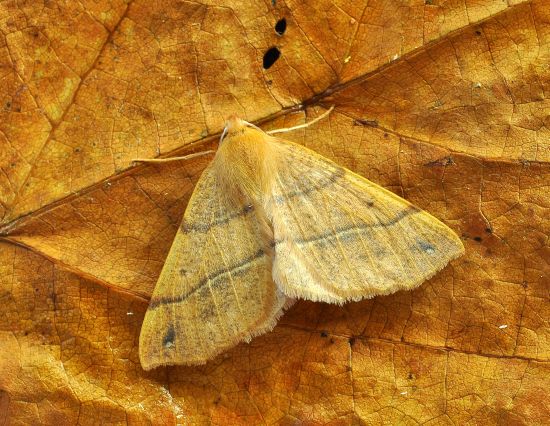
top-left (1, 0), bottom-right (549, 423)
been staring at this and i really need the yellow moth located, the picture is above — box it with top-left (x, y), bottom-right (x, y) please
top-left (137, 108), bottom-right (464, 370)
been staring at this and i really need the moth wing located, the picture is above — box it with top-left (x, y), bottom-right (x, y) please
top-left (268, 138), bottom-right (464, 303)
top-left (139, 161), bottom-right (286, 370)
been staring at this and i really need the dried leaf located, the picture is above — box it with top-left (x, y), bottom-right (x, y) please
top-left (1, 0), bottom-right (548, 423)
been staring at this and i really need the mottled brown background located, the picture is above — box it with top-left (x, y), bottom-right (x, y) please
top-left (0, 0), bottom-right (549, 424)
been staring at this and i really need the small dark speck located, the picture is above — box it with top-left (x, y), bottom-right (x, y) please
top-left (244, 204), bottom-right (253, 212)
top-left (474, 236), bottom-right (482, 242)
top-left (348, 337), bottom-right (356, 346)
top-left (424, 156), bottom-right (454, 168)
top-left (5, 102), bottom-right (11, 109)
top-left (214, 396), bottom-right (221, 405)
top-left (383, 133), bottom-right (389, 138)
top-left (408, 372), bottom-right (415, 380)
top-left (475, 30), bottom-right (482, 36)
top-left (366, 201), bottom-right (374, 207)
top-left (179, 268), bottom-right (187, 276)
top-left (425, 0), bottom-right (434, 4)
top-left (74, 147), bottom-right (81, 153)
top-left (485, 227), bottom-right (493, 234)
top-left (353, 119), bottom-right (378, 127)
top-left (320, 331), bottom-right (328, 338)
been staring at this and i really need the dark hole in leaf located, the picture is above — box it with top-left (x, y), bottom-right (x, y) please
top-left (263, 47), bottom-right (280, 69)
top-left (275, 18), bottom-right (287, 35)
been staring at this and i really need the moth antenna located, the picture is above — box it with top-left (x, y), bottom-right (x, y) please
top-left (241, 121), bottom-right (262, 131)
top-left (219, 126), bottom-right (228, 143)
top-left (266, 105), bottom-right (335, 135)
top-left (132, 150), bottom-right (216, 165)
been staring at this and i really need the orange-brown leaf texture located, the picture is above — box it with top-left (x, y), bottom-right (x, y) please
top-left (0, 0), bottom-right (548, 424)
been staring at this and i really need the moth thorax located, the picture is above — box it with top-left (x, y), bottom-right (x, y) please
top-left (217, 127), bottom-right (275, 202)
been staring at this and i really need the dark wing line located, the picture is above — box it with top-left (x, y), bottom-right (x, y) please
top-left (149, 249), bottom-right (267, 309)
top-left (181, 204), bottom-right (255, 233)
top-left (272, 167), bottom-right (345, 204)
top-left (272, 205), bottom-right (419, 246)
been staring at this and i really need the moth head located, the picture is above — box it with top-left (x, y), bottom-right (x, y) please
top-left (220, 115), bottom-right (262, 144)
top-left (220, 115), bottom-right (244, 143)
top-left (225, 114), bottom-right (245, 132)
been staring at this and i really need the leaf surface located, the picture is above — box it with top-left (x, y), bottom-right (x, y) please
top-left (1, 0), bottom-right (549, 423)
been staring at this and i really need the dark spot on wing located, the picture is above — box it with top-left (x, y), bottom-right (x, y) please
top-left (163, 325), bottom-right (175, 348)
top-left (418, 241), bottom-right (436, 254)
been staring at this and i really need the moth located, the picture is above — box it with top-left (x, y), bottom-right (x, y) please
top-left (137, 108), bottom-right (464, 370)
